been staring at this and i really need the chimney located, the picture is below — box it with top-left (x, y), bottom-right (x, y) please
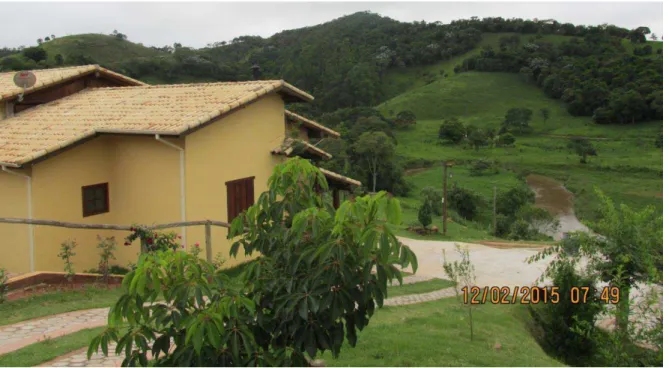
top-left (251, 64), bottom-right (261, 80)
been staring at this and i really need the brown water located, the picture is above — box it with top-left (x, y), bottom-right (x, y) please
top-left (526, 174), bottom-right (589, 240)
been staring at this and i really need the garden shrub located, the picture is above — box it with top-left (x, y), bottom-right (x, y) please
top-left (96, 235), bottom-right (117, 283)
top-left (420, 186), bottom-right (443, 215)
top-left (418, 198), bottom-right (433, 228)
top-left (58, 240), bottom-right (77, 282)
top-left (89, 157), bottom-right (417, 366)
top-left (123, 226), bottom-right (180, 253)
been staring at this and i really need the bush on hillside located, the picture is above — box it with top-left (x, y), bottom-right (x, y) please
top-left (466, 128), bottom-right (489, 151)
top-left (496, 185), bottom-right (535, 217)
top-left (529, 262), bottom-right (603, 365)
top-left (22, 46), bottom-right (47, 63)
top-left (469, 159), bottom-right (500, 176)
top-left (438, 117), bottom-right (466, 144)
top-left (498, 132), bottom-right (516, 147)
top-left (448, 185), bottom-right (485, 221)
top-left (393, 110), bottom-right (417, 129)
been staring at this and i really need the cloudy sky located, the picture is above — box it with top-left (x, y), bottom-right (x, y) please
top-left (0, 2), bottom-right (663, 48)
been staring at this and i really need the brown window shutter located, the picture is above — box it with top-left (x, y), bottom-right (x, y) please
top-left (226, 176), bottom-right (255, 223)
top-left (246, 179), bottom-right (254, 209)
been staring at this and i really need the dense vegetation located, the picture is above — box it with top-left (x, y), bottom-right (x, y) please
top-left (455, 31), bottom-right (662, 125)
top-left (2, 12), bottom-right (659, 117)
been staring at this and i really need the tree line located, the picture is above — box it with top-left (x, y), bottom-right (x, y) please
top-left (455, 31), bottom-right (662, 125)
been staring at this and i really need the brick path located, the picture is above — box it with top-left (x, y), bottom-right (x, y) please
top-left (42, 344), bottom-right (122, 367)
top-left (0, 308), bottom-right (108, 355)
top-left (3, 275), bottom-right (456, 366)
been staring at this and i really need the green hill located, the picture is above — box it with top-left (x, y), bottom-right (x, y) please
top-left (379, 33), bottom-right (576, 101)
top-left (379, 70), bottom-right (662, 224)
top-left (40, 34), bottom-right (163, 66)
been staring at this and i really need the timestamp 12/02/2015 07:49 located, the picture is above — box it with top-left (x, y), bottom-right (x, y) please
top-left (460, 286), bottom-right (620, 305)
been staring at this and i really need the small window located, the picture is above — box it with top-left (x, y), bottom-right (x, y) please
top-left (226, 177), bottom-right (255, 222)
top-left (82, 183), bottom-right (109, 217)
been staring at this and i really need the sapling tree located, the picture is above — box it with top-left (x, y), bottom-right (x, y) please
top-left (443, 244), bottom-right (476, 341)
top-left (58, 240), bottom-right (77, 283)
top-left (88, 157), bottom-right (417, 366)
top-left (418, 198), bottom-right (433, 229)
top-left (96, 236), bottom-right (117, 283)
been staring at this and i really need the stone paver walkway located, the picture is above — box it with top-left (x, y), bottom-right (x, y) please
top-left (4, 274), bottom-right (457, 366)
top-left (0, 308), bottom-right (109, 355)
top-left (385, 288), bottom-right (456, 306)
top-left (42, 343), bottom-right (122, 367)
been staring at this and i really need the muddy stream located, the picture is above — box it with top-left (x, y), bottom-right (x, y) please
top-left (525, 174), bottom-right (590, 240)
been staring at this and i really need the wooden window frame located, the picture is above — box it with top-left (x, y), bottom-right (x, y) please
top-left (82, 183), bottom-right (110, 217)
top-left (225, 176), bottom-right (255, 223)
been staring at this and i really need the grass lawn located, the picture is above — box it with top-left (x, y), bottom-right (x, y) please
top-left (320, 298), bottom-right (563, 366)
top-left (388, 279), bottom-right (455, 298)
top-left (377, 71), bottom-right (661, 225)
top-left (0, 327), bottom-right (105, 367)
top-left (0, 286), bottom-right (125, 326)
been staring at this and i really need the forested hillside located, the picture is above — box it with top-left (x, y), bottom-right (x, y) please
top-left (0, 12), bottom-right (660, 114)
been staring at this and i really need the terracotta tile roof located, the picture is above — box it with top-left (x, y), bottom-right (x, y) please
top-left (285, 110), bottom-right (340, 138)
top-left (271, 137), bottom-right (332, 160)
top-left (0, 65), bottom-right (146, 101)
top-left (319, 167), bottom-right (361, 188)
top-left (0, 80), bottom-right (314, 166)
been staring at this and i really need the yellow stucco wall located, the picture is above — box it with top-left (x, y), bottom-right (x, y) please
top-left (186, 94), bottom-right (286, 266)
top-left (1, 93), bottom-right (289, 273)
top-left (31, 136), bottom-right (117, 272)
top-left (0, 169), bottom-right (31, 273)
top-left (108, 135), bottom-right (183, 266)
top-left (26, 135), bottom-right (183, 272)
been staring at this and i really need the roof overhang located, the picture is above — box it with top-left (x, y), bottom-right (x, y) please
top-left (319, 168), bottom-right (361, 190)
top-left (285, 110), bottom-right (340, 138)
top-left (0, 65), bottom-right (147, 103)
top-left (271, 138), bottom-right (332, 161)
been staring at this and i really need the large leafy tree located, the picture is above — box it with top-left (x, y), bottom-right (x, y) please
top-left (88, 158), bottom-right (417, 366)
top-left (502, 107), bottom-right (533, 134)
top-left (352, 132), bottom-right (396, 192)
top-left (568, 137), bottom-right (597, 163)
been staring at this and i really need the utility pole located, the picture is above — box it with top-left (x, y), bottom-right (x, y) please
top-left (442, 161), bottom-right (449, 234)
top-left (492, 186), bottom-right (497, 235)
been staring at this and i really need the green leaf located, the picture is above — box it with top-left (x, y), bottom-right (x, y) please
top-left (193, 323), bottom-right (204, 354)
top-left (205, 321), bottom-right (220, 347)
top-left (299, 298), bottom-right (309, 320)
top-left (387, 198), bottom-right (402, 225)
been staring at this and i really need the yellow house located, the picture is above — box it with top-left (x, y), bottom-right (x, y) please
top-left (0, 65), bottom-right (359, 274)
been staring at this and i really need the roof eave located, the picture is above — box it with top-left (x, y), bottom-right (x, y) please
top-left (0, 65), bottom-right (146, 103)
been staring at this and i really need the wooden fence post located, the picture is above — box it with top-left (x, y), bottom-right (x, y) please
top-left (205, 221), bottom-right (212, 262)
